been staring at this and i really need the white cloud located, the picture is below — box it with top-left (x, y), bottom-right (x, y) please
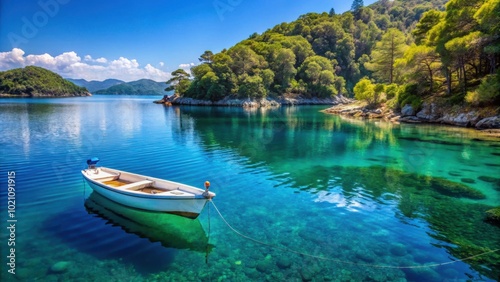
top-left (159, 61), bottom-right (164, 67)
top-left (0, 48), bottom-right (170, 82)
top-left (179, 62), bottom-right (195, 68)
top-left (95, 57), bottom-right (107, 63)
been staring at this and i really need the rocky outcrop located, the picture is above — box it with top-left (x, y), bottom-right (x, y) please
top-left (475, 116), bottom-right (500, 129)
top-left (167, 95), bottom-right (352, 108)
top-left (153, 94), bottom-right (173, 105)
top-left (323, 103), bottom-right (396, 120)
top-left (400, 102), bottom-right (499, 129)
top-left (401, 104), bottom-right (415, 117)
top-left (324, 101), bottom-right (500, 130)
top-left (415, 103), bottom-right (440, 121)
top-left (438, 111), bottom-right (481, 127)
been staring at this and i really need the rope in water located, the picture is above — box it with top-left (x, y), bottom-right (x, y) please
top-left (209, 200), bottom-right (499, 269)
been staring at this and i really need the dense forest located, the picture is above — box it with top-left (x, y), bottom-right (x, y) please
top-left (169, 0), bottom-right (499, 110)
top-left (0, 66), bottom-right (90, 97)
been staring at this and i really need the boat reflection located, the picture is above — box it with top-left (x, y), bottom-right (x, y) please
top-left (84, 192), bottom-right (213, 253)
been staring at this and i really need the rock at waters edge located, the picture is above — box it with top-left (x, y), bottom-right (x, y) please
top-left (401, 104), bottom-right (415, 116)
top-left (476, 116), bottom-right (500, 129)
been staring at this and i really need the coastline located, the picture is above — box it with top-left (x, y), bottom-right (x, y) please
top-left (154, 94), bottom-right (500, 137)
top-left (155, 94), bottom-right (353, 107)
top-left (322, 101), bottom-right (500, 137)
top-left (0, 93), bottom-right (92, 98)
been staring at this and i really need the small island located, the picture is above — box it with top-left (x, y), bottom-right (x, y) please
top-left (0, 66), bottom-right (91, 97)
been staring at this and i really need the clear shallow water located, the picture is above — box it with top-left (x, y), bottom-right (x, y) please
top-left (1, 96), bottom-right (499, 281)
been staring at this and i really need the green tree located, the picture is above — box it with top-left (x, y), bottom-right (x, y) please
top-left (272, 48), bottom-right (297, 89)
top-left (400, 45), bottom-right (441, 93)
top-left (351, 0), bottom-right (364, 15)
top-left (166, 69), bottom-right (190, 94)
top-left (465, 72), bottom-right (500, 104)
top-left (238, 75), bottom-right (266, 98)
top-left (412, 10), bottom-right (444, 45)
top-left (353, 77), bottom-right (376, 104)
top-left (199, 50), bottom-right (214, 64)
top-left (365, 28), bottom-right (408, 83)
top-left (228, 44), bottom-right (266, 76)
top-left (474, 0), bottom-right (500, 73)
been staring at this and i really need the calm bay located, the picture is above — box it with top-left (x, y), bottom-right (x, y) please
top-left (0, 95), bottom-right (499, 281)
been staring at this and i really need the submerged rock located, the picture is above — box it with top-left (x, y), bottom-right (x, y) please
top-left (390, 243), bottom-right (407, 256)
top-left (460, 178), bottom-right (476, 184)
top-left (49, 261), bottom-right (70, 273)
top-left (276, 256), bottom-right (292, 269)
top-left (485, 207), bottom-right (500, 225)
top-left (478, 176), bottom-right (499, 183)
top-left (255, 259), bottom-right (273, 273)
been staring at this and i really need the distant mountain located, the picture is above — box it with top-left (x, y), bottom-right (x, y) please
top-left (0, 66), bottom-right (90, 97)
top-left (94, 79), bottom-right (167, 95)
top-left (66, 78), bottom-right (124, 93)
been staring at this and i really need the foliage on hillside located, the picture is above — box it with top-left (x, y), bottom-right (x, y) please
top-left (0, 66), bottom-right (90, 97)
top-left (94, 79), bottom-right (167, 95)
top-left (168, 0), bottom-right (452, 102)
top-left (169, 0), bottom-right (499, 110)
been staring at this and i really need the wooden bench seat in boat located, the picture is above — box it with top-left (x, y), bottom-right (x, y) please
top-left (86, 170), bottom-right (120, 181)
top-left (120, 180), bottom-right (154, 190)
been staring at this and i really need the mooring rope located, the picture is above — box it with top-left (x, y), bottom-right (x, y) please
top-left (209, 200), bottom-right (499, 269)
top-left (205, 201), bottom-right (211, 264)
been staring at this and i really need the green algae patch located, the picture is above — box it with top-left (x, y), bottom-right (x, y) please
top-left (320, 165), bottom-right (486, 200)
top-left (427, 178), bottom-right (486, 199)
top-left (486, 207), bottom-right (500, 225)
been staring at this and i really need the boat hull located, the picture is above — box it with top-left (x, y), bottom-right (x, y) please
top-left (82, 168), bottom-right (213, 218)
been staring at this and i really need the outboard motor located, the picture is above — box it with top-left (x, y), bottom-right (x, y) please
top-left (86, 157), bottom-right (100, 169)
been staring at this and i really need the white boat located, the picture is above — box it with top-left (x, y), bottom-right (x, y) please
top-left (81, 158), bottom-right (215, 218)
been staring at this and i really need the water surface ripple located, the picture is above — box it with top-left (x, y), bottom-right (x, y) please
top-left (0, 96), bottom-right (499, 281)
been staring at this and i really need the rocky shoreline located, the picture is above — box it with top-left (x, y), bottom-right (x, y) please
top-left (0, 92), bottom-right (92, 98)
top-left (154, 94), bottom-right (500, 134)
top-left (154, 94), bottom-right (352, 107)
top-left (323, 101), bottom-right (500, 132)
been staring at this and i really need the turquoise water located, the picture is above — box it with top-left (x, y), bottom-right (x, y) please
top-left (1, 96), bottom-right (499, 281)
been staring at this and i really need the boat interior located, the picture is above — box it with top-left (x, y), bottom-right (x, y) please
top-left (84, 168), bottom-right (197, 196)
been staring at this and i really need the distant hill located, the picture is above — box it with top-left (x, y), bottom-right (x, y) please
top-left (94, 79), bottom-right (167, 95)
top-left (0, 66), bottom-right (90, 97)
top-left (66, 78), bottom-right (124, 93)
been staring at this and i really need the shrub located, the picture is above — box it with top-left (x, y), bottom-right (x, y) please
top-left (465, 74), bottom-right (500, 105)
top-left (398, 83), bottom-right (422, 110)
top-left (354, 78), bottom-right (376, 104)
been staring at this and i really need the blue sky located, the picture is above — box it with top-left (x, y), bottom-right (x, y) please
top-left (0, 0), bottom-right (375, 81)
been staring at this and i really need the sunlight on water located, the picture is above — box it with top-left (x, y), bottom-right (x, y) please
top-left (0, 96), bottom-right (499, 281)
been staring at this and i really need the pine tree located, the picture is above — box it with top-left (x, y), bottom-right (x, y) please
top-left (365, 28), bottom-right (408, 84)
top-left (351, 0), bottom-right (364, 12)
